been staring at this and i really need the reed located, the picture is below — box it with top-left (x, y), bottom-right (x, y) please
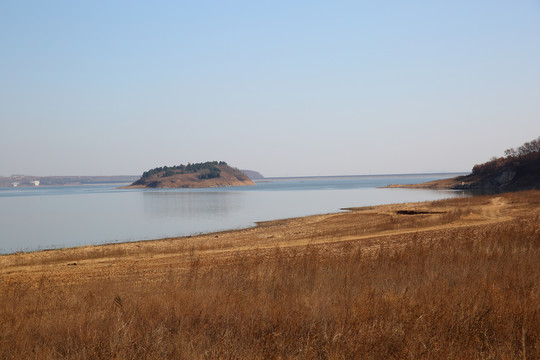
top-left (1, 224), bottom-right (538, 358)
top-left (1, 192), bottom-right (539, 359)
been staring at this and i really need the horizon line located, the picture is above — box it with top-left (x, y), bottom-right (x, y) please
top-left (261, 171), bottom-right (468, 180)
top-left (1, 171), bottom-right (469, 180)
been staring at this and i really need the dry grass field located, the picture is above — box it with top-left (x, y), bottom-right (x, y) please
top-left (1, 191), bottom-right (539, 359)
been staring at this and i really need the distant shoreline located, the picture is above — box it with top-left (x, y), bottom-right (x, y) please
top-left (0, 175), bottom-right (139, 188)
top-left (259, 172), bottom-right (468, 181)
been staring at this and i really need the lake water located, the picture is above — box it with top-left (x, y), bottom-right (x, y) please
top-left (0, 174), bottom-right (467, 253)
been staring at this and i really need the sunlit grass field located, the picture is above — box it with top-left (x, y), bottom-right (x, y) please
top-left (1, 191), bottom-right (539, 359)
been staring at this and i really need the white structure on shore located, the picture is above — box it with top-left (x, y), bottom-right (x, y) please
top-left (10, 180), bottom-right (39, 187)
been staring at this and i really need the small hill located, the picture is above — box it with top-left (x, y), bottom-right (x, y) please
top-left (390, 136), bottom-right (540, 191)
top-left (241, 169), bottom-right (264, 180)
top-left (126, 161), bottom-right (255, 189)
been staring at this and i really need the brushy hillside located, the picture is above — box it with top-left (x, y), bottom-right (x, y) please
top-left (391, 136), bottom-right (540, 191)
top-left (454, 136), bottom-right (540, 190)
top-left (1, 191), bottom-right (539, 359)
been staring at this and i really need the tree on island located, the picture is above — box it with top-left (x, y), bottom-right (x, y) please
top-left (140, 161), bottom-right (227, 180)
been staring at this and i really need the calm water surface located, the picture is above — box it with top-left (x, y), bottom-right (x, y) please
top-left (0, 174), bottom-right (467, 253)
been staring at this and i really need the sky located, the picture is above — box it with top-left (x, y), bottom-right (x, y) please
top-left (1, 1), bottom-right (540, 177)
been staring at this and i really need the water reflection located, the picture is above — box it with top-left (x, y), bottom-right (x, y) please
top-left (142, 191), bottom-right (243, 219)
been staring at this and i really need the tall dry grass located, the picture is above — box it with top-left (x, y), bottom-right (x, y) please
top-left (1, 217), bottom-right (538, 359)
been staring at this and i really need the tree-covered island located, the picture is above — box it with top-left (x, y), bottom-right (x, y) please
top-left (125, 161), bottom-right (255, 189)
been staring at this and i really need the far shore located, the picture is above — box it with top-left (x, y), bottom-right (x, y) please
top-left (385, 177), bottom-right (461, 190)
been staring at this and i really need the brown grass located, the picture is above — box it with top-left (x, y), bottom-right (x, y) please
top-left (1, 191), bottom-right (539, 359)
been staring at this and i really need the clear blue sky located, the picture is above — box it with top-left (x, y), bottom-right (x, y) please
top-left (1, 1), bottom-right (539, 177)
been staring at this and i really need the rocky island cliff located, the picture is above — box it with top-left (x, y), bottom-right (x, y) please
top-left (125, 161), bottom-right (255, 189)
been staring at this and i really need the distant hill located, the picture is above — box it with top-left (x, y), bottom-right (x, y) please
top-left (0, 175), bottom-right (138, 188)
top-left (241, 170), bottom-right (264, 180)
top-left (389, 136), bottom-right (540, 191)
top-left (126, 161), bottom-right (255, 189)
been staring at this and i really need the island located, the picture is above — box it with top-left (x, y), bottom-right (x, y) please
top-left (388, 136), bottom-right (540, 191)
top-left (124, 161), bottom-right (255, 188)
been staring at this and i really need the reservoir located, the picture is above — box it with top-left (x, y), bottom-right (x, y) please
top-left (0, 174), bottom-right (467, 253)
